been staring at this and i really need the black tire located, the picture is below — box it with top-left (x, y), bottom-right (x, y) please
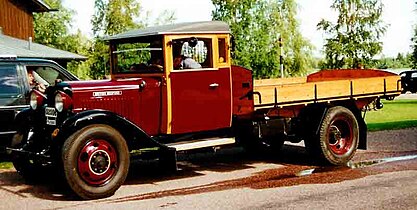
top-left (306, 106), bottom-right (359, 165)
top-left (62, 124), bottom-right (130, 199)
top-left (11, 131), bottom-right (45, 182)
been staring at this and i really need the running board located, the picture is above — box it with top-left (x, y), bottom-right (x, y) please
top-left (166, 137), bottom-right (236, 152)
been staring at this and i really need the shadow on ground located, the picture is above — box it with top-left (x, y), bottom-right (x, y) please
top-left (0, 144), bottom-right (315, 201)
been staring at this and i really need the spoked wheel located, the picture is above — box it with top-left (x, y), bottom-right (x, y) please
top-left (62, 124), bottom-right (129, 199)
top-left (306, 106), bottom-right (359, 165)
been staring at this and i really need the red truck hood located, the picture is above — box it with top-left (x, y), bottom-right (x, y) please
top-left (66, 78), bottom-right (143, 90)
top-left (64, 78), bottom-right (145, 113)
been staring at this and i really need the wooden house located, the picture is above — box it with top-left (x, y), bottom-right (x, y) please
top-left (0, 0), bottom-right (86, 66)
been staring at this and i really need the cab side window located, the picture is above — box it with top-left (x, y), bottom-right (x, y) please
top-left (218, 38), bottom-right (228, 64)
top-left (172, 37), bottom-right (212, 70)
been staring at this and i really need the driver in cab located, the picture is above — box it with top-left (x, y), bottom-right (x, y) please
top-left (173, 38), bottom-right (202, 70)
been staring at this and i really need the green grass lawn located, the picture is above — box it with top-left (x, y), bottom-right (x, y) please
top-left (0, 161), bottom-right (13, 169)
top-left (365, 99), bottom-right (417, 131)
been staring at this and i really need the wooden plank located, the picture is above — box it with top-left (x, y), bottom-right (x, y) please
top-left (0, 0), bottom-right (34, 40)
top-left (254, 77), bottom-right (306, 86)
top-left (253, 74), bottom-right (401, 107)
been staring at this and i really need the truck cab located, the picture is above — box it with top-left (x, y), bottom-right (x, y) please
top-left (104, 21), bottom-right (235, 135)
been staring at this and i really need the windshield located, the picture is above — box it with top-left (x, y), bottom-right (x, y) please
top-left (112, 36), bottom-right (164, 74)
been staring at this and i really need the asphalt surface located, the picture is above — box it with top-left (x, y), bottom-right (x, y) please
top-left (0, 127), bottom-right (417, 210)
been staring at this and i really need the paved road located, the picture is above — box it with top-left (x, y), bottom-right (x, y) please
top-left (0, 128), bottom-right (416, 210)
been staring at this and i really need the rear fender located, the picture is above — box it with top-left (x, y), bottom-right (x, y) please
top-left (330, 100), bottom-right (367, 150)
top-left (54, 110), bottom-right (168, 151)
top-left (298, 102), bottom-right (367, 150)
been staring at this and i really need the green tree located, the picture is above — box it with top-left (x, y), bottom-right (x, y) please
top-left (34, 0), bottom-right (73, 49)
top-left (212, 0), bottom-right (313, 78)
top-left (92, 0), bottom-right (141, 37)
top-left (411, 25), bottom-right (417, 69)
top-left (34, 0), bottom-right (90, 79)
top-left (89, 0), bottom-right (142, 79)
top-left (317, 0), bottom-right (387, 69)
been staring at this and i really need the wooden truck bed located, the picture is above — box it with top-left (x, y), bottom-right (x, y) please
top-left (253, 69), bottom-right (402, 108)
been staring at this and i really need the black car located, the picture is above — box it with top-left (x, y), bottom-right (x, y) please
top-left (0, 56), bottom-right (78, 154)
top-left (400, 70), bottom-right (417, 93)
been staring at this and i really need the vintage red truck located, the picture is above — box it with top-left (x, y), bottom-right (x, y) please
top-left (9, 21), bottom-right (402, 199)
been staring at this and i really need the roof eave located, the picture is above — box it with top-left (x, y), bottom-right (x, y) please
top-left (31, 0), bottom-right (56, 12)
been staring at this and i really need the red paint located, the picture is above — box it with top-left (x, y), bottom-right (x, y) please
top-left (328, 116), bottom-right (354, 155)
top-left (68, 77), bottom-right (162, 136)
top-left (231, 65), bottom-right (254, 116)
top-left (78, 139), bottom-right (117, 186)
top-left (170, 68), bottom-right (232, 134)
top-left (307, 69), bottom-right (398, 82)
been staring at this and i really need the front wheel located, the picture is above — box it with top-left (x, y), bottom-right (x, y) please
top-left (62, 124), bottom-right (130, 199)
top-left (306, 106), bottom-right (359, 165)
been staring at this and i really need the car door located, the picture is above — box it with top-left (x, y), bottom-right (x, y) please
top-left (169, 37), bottom-right (232, 134)
top-left (0, 64), bottom-right (26, 150)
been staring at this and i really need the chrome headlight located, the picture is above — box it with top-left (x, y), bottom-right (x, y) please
top-left (30, 90), bottom-right (45, 110)
top-left (55, 93), bottom-right (64, 112)
top-left (55, 91), bottom-right (73, 112)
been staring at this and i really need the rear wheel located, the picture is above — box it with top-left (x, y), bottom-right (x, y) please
top-left (306, 106), bottom-right (359, 165)
top-left (62, 124), bottom-right (129, 199)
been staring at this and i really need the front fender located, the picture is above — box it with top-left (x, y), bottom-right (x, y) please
top-left (13, 108), bottom-right (43, 132)
top-left (13, 108), bottom-right (32, 132)
top-left (54, 109), bottom-right (167, 151)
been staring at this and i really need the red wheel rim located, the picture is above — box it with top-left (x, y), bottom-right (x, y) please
top-left (78, 139), bottom-right (118, 186)
top-left (327, 116), bottom-right (353, 155)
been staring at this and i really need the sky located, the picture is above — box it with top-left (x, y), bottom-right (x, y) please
top-left (63, 0), bottom-right (416, 58)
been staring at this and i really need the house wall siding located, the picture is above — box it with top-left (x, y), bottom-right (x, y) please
top-left (0, 0), bottom-right (34, 40)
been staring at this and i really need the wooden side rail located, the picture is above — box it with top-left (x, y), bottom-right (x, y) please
top-left (253, 75), bottom-right (401, 108)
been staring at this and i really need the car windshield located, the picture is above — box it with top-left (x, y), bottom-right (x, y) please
top-left (112, 36), bottom-right (164, 74)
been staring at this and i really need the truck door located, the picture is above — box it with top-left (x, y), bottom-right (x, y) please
top-left (169, 37), bottom-right (232, 134)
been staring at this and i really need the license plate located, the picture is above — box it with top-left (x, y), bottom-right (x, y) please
top-left (46, 118), bottom-right (56, 126)
top-left (45, 107), bottom-right (57, 117)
